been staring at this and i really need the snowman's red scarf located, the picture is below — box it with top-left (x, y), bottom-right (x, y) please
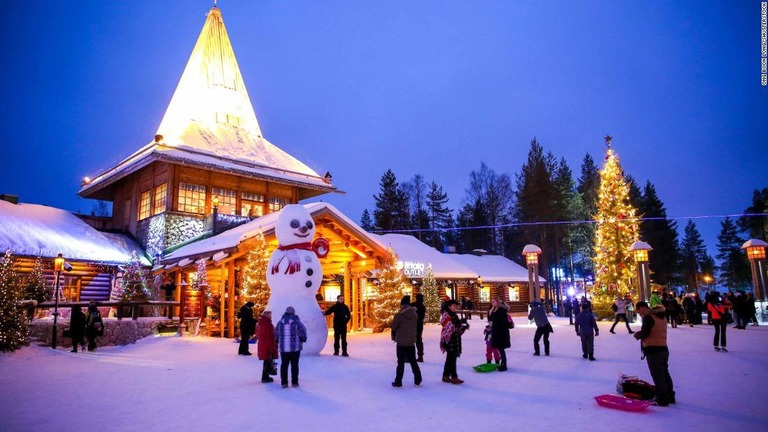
top-left (271, 242), bottom-right (314, 275)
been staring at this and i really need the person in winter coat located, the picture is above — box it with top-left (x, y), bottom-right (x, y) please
top-left (69, 306), bottom-right (86, 353)
top-left (488, 298), bottom-right (511, 371)
top-left (609, 295), bottom-right (634, 334)
top-left (649, 291), bottom-right (662, 308)
top-left (411, 294), bottom-right (426, 362)
top-left (256, 310), bottom-right (279, 383)
top-left (746, 292), bottom-right (759, 326)
top-left (733, 291), bottom-right (749, 329)
top-left (85, 301), bottom-right (104, 352)
top-left (440, 299), bottom-right (468, 384)
top-left (682, 294), bottom-right (696, 327)
top-left (570, 297), bottom-right (580, 325)
top-left (275, 306), bottom-right (307, 388)
top-left (707, 293), bottom-right (731, 352)
top-left (528, 301), bottom-right (554, 356)
top-left (390, 296), bottom-right (422, 387)
top-left (238, 302), bottom-right (256, 356)
top-left (324, 295), bottom-right (351, 356)
top-left (634, 301), bottom-right (675, 406)
top-left (664, 293), bottom-right (680, 328)
top-left (574, 303), bottom-right (599, 361)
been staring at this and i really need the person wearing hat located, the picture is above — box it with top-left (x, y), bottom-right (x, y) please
top-left (528, 301), bottom-right (554, 356)
top-left (324, 294), bottom-right (351, 356)
top-left (275, 306), bottom-right (307, 388)
top-left (633, 301), bottom-right (675, 406)
top-left (237, 301), bottom-right (256, 356)
top-left (410, 293), bottom-right (426, 362)
top-left (390, 295), bottom-right (422, 387)
top-left (440, 299), bottom-right (467, 384)
top-left (488, 297), bottom-right (511, 371)
top-left (256, 310), bottom-right (278, 383)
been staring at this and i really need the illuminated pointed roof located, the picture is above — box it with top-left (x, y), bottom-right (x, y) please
top-left (80, 7), bottom-right (336, 199)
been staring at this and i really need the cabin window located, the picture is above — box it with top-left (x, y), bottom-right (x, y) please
top-left (153, 184), bottom-right (167, 215)
top-left (138, 190), bottom-right (151, 220)
top-left (178, 182), bottom-right (206, 214)
top-left (508, 286), bottom-right (520, 302)
top-left (211, 187), bottom-right (236, 214)
top-left (268, 197), bottom-right (289, 213)
top-left (241, 192), bottom-right (265, 217)
top-left (479, 286), bottom-right (491, 303)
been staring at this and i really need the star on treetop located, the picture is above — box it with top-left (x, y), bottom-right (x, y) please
top-left (604, 135), bottom-right (613, 148)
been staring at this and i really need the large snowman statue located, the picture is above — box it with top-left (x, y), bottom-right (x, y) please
top-left (265, 205), bottom-right (330, 355)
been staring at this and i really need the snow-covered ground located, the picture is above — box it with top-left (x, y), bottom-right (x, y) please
top-left (2, 317), bottom-right (767, 432)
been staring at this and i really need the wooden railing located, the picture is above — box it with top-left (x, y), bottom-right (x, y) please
top-left (34, 301), bottom-right (180, 320)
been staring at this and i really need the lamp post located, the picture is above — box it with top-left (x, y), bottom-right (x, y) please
top-left (742, 239), bottom-right (767, 323)
top-left (52, 253), bottom-right (64, 349)
top-left (523, 245), bottom-right (542, 303)
top-left (629, 241), bottom-right (652, 303)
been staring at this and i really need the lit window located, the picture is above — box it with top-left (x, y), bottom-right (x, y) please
top-left (268, 197), bottom-right (289, 212)
top-left (211, 187), bottom-right (236, 214)
top-left (324, 285), bottom-right (340, 301)
top-left (138, 190), bottom-right (151, 220)
top-left (480, 286), bottom-right (490, 303)
top-left (241, 192), bottom-right (265, 217)
top-left (153, 184), bottom-right (167, 215)
top-left (508, 286), bottom-right (520, 302)
top-left (444, 287), bottom-right (452, 298)
top-left (178, 182), bottom-right (206, 214)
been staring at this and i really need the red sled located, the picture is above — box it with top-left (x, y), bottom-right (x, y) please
top-left (594, 394), bottom-right (652, 412)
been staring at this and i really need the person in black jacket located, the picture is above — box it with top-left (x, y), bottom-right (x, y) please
top-left (324, 295), bottom-right (351, 356)
top-left (69, 306), bottom-right (86, 353)
top-left (488, 298), bottom-right (511, 371)
top-left (238, 301), bottom-right (256, 356)
top-left (411, 294), bottom-right (426, 362)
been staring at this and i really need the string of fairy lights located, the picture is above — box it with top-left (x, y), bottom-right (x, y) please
top-left (369, 213), bottom-right (768, 234)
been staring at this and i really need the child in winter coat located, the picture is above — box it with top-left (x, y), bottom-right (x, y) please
top-left (484, 323), bottom-right (501, 364)
top-left (275, 306), bottom-right (307, 388)
top-left (257, 310), bottom-right (279, 383)
top-left (574, 304), bottom-right (599, 361)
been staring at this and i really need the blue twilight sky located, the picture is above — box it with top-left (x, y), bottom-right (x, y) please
top-left (1, 1), bottom-right (766, 255)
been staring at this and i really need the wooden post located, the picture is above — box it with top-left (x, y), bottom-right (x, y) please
top-left (227, 260), bottom-right (236, 338)
top-left (343, 262), bottom-right (351, 332)
top-left (220, 263), bottom-right (226, 338)
top-left (351, 273), bottom-right (359, 332)
top-left (174, 272), bottom-right (182, 318)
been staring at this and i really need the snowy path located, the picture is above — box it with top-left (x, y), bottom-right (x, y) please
top-left (2, 318), bottom-right (767, 432)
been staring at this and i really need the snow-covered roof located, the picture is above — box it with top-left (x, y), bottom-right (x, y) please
top-left (374, 234), bottom-right (477, 280)
top-left (163, 202), bottom-right (385, 262)
top-left (0, 200), bottom-right (149, 265)
top-left (79, 7), bottom-right (336, 198)
top-left (451, 253), bottom-right (546, 283)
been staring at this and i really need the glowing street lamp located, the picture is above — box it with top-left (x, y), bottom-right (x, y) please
top-left (629, 241), bottom-right (652, 303)
top-left (742, 239), bottom-right (767, 304)
top-left (523, 244), bottom-right (542, 302)
top-left (52, 253), bottom-right (65, 349)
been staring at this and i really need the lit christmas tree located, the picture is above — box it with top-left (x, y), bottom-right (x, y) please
top-left (371, 247), bottom-right (407, 328)
top-left (119, 251), bottom-right (151, 300)
top-left (592, 136), bottom-right (640, 317)
top-left (0, 250), bottom-right (28, 352)
top-left (240, 230), bottom-right (271, 317)
top-left (194, 258), bottom-right (209, 289)
top-left (422, 264), bottom-right (441, 323)
top-left (24, 256), bottom-right (51, 303)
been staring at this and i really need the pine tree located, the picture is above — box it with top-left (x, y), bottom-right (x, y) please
top-left (120, 251), bottom-right (150, 300)
top-left (716, 217), bottom-right (750, 290)
top-left (422, 264), bottom-right (441, 323)
top-left (680, 220), bottom-right (711, 291)
top-left (24, 256), bottom-right (51, 303)
top-left (738, 188), bottom-right (768, 240)
top-left (371, 247), bottom-right (407, 328)
top-left (639, 181), bottom-right (679, 287)
top-left (373, 169), bottom-right (410, 232)
top-left (0, 250), bottom-right (28, 352)
top-left (592, 139), bottom-right (640, 317)
top-left (360, 209), bottom-right (374, 231)
top-left (426, 181), bottom-right (452, 250)
top-left (240, 230), bottom-right (271, 317)
top-left (574, 153), bottom-right (601, 281)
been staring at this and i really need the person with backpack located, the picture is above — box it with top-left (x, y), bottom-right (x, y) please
top-left (488, 298), bottom-right (511, 371)
top-left (275, 306), bottom-right (307, 388)
top-left (324, 295), bottom-right (351, 356)
top-left (390, 296), bottom-right (422, 387)
top-left (574, 303), bottom-right (599, 361)
top-left (633, 301), bottom-right (675, 406)
top-left (85, 301), bottom-right (104, 351)
top-left (256, 310), bottom-right (278, 383)
top-left (609, 294), bottom-right (634, 334)
top-left (528, 301), bottom-right (554, 356)
top-left (238, 302), bottom-right (256, 356)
